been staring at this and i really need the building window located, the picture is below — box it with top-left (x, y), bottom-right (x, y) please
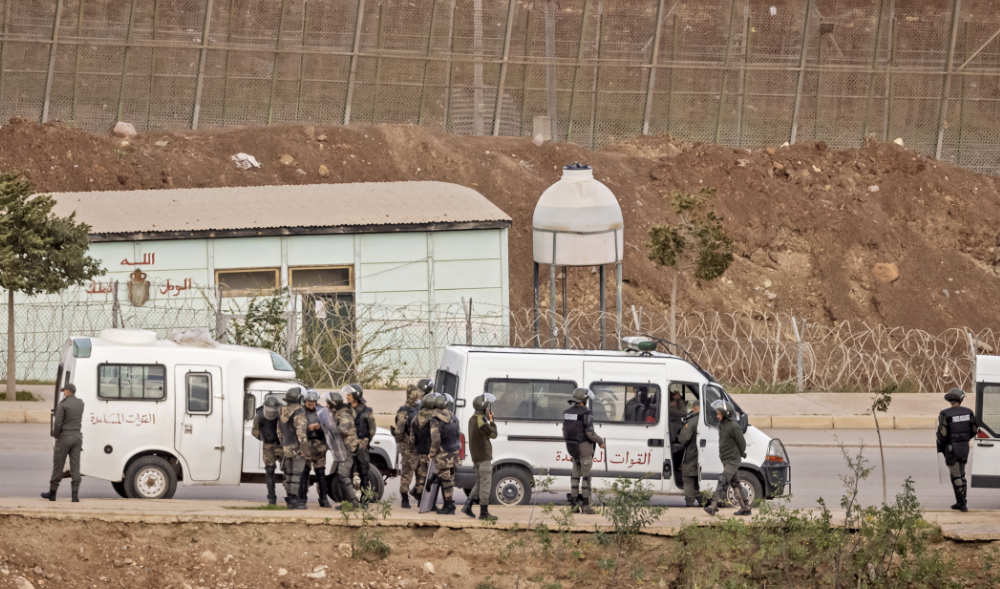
top-left (486, 378), bottom-right (578, 421)
top-left (98, 364), bottom-right (166, 400)
top-left (216, 268), bottom-right (279, 297)
top-left (289, 266), bottom-right (353, 293)
top-left (186, 372), bottom-right (212, 414)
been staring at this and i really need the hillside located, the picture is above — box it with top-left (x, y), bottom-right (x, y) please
top-left (2, 117), bottom-right (999, 332)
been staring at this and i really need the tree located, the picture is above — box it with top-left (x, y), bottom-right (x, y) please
top-left (0, 174), bottom-right (103, 399)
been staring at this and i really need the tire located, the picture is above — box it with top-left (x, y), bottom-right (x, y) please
top-left (327, 464), bottom-right (385, 502)
top-left (111, 481), bottom-right (128, 498)
top-left (492, 466), bottom-right (532, 506)
top-left (727, 469), bottom-right (764, 506)
top-left (124, 456), bottom-right (177, 499)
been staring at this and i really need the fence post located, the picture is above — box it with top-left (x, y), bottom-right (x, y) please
top-left (861, 0), bottom-right (886, 140)
top-left (285, 291), bottom-right (297, 361)
top-left (295, 1), bottom-right (308, 121)
top-left (214, 287), bottom-right (224, 340)
top-left (146, 0), bottom-right (159, 129)
top-left (588, 5), bottom-right (604, 149)
top-left (561, 267), bottom-right (568, 348)
top-left (70, 0), bottom-right (84, 122)
top-left (565, 0), bottom-right (590, 142)
top-left (640, 0), bottom-right (665, 136)
top-left (342, 0), bottom-right (366, 126)
top-left (788, 0), bottom-right (813, 144)
top-left (115, 0), bottom-right (138, 122)
top-left (934, 0), bottom-right (962, 160)
top-left (40, 0), bottom-right (65, 123)
top-left (669, 273), bottom-right (677, 342)
top-left (967, 330), bottom-right (977, 393)
top-left (791, 317), bottom-right (804, 393)
top-left (599, 264), bottom-right (606, 349)
top-left (372, 0), bottom-right (385, 123)
top-left (472, 0), bottom-right (484, 135)
top-left (112, 281), bottom-right (120, 329)
top-left (416, 0), bottom-right (437, 125)
top-left (882, 0), bottom-right (896, 140)
top-left (713, 0), bottom-right (738, 143)
top-left (443, 0), bottom-right (456, 130)
top-left (266, 0), bottom-right (288, 124)
top-left (464, 298), bottom-right (472, 345)
top-left (190, 0), bottom-right (214, 130)
top-left (543, 0), bottom-right (557, 140)
top-left (734, 3), bottom-right (750, 145)
top-left (491, 0), bottom-right (517, 136)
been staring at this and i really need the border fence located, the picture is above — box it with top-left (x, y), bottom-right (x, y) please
top-left (1, 0), bottom-right (998, 174)
top-left (1, 280), bottom-right (993, 392)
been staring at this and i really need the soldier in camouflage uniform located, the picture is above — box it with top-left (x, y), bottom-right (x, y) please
top-left (251, 395), bottom-right (284, 505)
top-left (392, 382), bottom-right (427, 508)
top-left (322, 391), bottom-right (359, 507)
top-left (333, 389), bottom-right (364, 504)
top-left (303, 390), bottom-right (331, 507)
top-left (277, 386), bottom-right (310, 509)
top-left (409, 391), bottom-right (437, 507)
top-left (344, 384), bottom-right (376, 500)
top-left (430, 393), bottom-right (461, 514)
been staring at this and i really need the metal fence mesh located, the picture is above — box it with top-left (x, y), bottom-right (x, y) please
top-left (1, 282), bottom-right (995, 393)
top-left (1, 0), bottom-right (997, 174)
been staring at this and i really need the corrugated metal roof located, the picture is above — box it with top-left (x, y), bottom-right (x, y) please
top-left (49, 182), bottom-right (511, 237)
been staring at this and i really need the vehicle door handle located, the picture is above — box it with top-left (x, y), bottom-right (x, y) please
top-left (699, 439), bottom-right (706, 448)
top-left (647, 439), bottom-right (664, 447)
top-left (213, 445), bottom-right (225, 451)
top-left (184, 424), bottom-right (193, 434)
top-left (978, 442), bottom-right (994, 447)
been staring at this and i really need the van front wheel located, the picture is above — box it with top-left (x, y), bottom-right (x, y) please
top-left (125, 456), bottom-right (178, 499)
top-left (727, 470), bottom-right (764, 506)
top-left (492, 466), bottom-right (532, 506)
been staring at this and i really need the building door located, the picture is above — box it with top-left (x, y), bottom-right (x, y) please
top-left (174, 365), bottom-right (223, 481)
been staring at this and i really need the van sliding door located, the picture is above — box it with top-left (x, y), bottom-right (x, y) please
top-left (174, 365), bottom-right (223, 481)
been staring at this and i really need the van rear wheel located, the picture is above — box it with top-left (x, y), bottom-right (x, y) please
top-left (125, 456), bottom-right (177, 499)
top-left (492, 466), bottom-right (532, 506)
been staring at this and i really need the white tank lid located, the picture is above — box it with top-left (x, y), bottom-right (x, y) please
top-left (532, 163), bottom-right (624, 266)
top-left (99, 328), bottom-right (158, 345)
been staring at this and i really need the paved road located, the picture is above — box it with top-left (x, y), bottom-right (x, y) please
top-left (3, 425), bottom-right (996, 510)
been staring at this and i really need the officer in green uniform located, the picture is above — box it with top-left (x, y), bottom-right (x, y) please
top-left (463, 393), bottom-right (498, 520)
top-left (42, 384), bottom-right (85, 502)
top-left (676, 400), bottom-right (701, 506)
top-left (704, 399), bottom-right (750, 516)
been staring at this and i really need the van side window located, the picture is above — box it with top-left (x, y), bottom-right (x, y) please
top-left (486, 379), bottom-right (577, 421)
top-left (243, 393), bottom-right (256, 421)
top-left (702, 385), bottom-right (723, 427)
top-left (588, 383), bottom-right (662, 425)
top-left (98, 364), bottom-right (166, 400)
top-left (435, 370), bottom-right (459, 398)
top-left (978, 383), bottom-right (1000, 436)
top-left (186, 373), bottom-right (212, 414)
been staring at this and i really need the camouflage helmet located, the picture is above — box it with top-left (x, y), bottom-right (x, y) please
top-left (405, 385), bottom-right (422, 405)
top-left (421, 392), bottom-right (435, 407)
top-left (570, 387), bottom-right (592, 404)
top-left (416, 378), bottom-right (434, 394)
top-left (263, 395), bottom-right (284, 408)
top-left (945, 388), bottom-right (966, 403)
top-left (285, 385), bottom-right (304, 404)
top-left (303, 389), bottom-right (320, 403)
top-left (428, 392), bottom-right (446, 410)
top-left (327, 391), bottom-right (345, 409)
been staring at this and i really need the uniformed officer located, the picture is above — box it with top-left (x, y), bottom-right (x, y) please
top-left (251, 395), bottom-right (284, 505)
top-left (676, 400), bottom-right (701, 507)
top-left (393, 381), bottom-right (427, 508)
top-left (409, 391), bottom-right (437, 507)
top-left (345, 384), bottom-right (376, 500)
top-left (324, 391), bottom-right (360, 507)
top-left (41, 384), bottom-right (85, 502)
top-left (562, 387), bottom-right (606, 514)
top-left (430, 393), bottom-right (461, 514)
top-left (277, 386), bottom-right (310, 509)
top-left (463, 393), bottom-right (498, 520)
top-left (937, 387), bottom-right (978, 512)
top-left (704, 399), bottom-right (750, 516)
top-left (303, 389), bottom-right (331, 507)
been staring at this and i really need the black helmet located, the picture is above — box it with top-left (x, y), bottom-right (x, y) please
top-left (416, 378), bottom-right (434, 394)
top-left (472, 392), bottom-right (496, 413)
top-left (327, 391), bottom-right (345, 409)
top-left (944, 388), bottom-right (965, 403)
top-left (285, 386), bottom-right (304, 404)
top-left (262, 395), bottom-right (283, 420)
top-left (62, 383), bottom-right (77, 395)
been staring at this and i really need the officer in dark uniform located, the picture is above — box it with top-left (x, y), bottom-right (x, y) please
top-left (704, 399), bottom-right (750, 516)
top-left (251, 395), bottom-right (283, 505)
top-left (409, 391), bottom-right (436, 506)
top-left (676, 400), bottom-right (701, 506)
top-left (562, 387), bottom-right (605, 514)
top-left (345, 383), bottom-right (376, 500)
top-left (937, 387), bottom-right (978, 512)
top-left (42, 384), bottom-right (85, 502)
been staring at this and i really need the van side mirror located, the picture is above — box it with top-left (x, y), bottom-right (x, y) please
top-left (739, 412), bottom-right (749, 433)
top-left (243, 394), bottom-right (256, 421)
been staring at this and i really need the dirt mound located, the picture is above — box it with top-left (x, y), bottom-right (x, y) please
top-left (3, 118), bottom-right (1000, 332)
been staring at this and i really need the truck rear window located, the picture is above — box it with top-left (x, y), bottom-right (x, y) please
top-left (98, 364), bottom-right (166, 400)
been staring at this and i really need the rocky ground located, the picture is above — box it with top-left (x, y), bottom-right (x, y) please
top-left (2, 119), bottom-right (999, 332)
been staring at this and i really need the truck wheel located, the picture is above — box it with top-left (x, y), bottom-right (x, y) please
top-left (125, 456), bottom-right (177, 499)
top-left (111, 481), bottom-right (128, 498)
top-left (727, 470), bottom-right (764, 506)
top-left (363, 464), bottom-right (385, 501)
top-left (492, 466), bottom-right (532, 506)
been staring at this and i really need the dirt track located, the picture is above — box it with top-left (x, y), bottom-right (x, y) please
top-left (2, 119), bottom-right (999, 332)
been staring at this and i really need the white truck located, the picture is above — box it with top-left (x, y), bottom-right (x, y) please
top-left (54, 329), bottom-right (396, 499)
top-left (436, 338), bottom-right (791, 505)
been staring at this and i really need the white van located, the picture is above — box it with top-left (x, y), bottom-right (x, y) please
top-left (436, 340), bottom-right (791, 505)
top-left (54, 329), bottom-right (396, 499)
top-left (970, 355), bottom-right (1000, 489)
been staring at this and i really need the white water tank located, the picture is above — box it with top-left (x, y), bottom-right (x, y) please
top-left (532, 163), bottom-right (624, 266)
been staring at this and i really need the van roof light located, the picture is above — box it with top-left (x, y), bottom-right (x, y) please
top-left (623, 336), bottom-right (657, 353)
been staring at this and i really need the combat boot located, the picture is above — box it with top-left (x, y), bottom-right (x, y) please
top-left (40, 484), bottom-right (58, 501)
top-left (684, 496), bottom-right (702, 507)
top-left (400, 492), bottom-right (411, 509)
top-left (316, 468), bottom-right (331, 508)
top-left (461, 497), bottom-right (476, 518)
top-left (479, 505), bottom-right (497, 521)
top-left (71, 483), bottom-right (80, 503)
top-left (566, 493), bottom-right (578, 509)
top-left (704, 499), bottom-right (719, 516)
top-left (264, 466), bottom-right (277, 505)
top-left (439, 499), bottom-right (456, 515)
top-left (578, 495), bottom-right (595, 515)
top-left (952, 484), bottom-right (968, 512)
